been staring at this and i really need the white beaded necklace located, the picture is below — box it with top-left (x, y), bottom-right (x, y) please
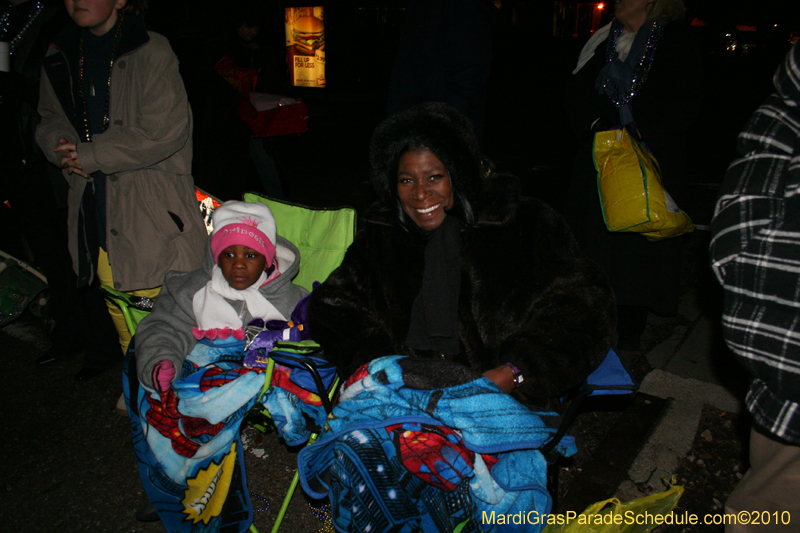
top-left (0, 1), bottom-right (44, 55)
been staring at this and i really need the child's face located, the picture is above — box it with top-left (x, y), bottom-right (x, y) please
top-left (65, 0), bottom-right (127, 36)
top-left (218, 245), bottom-right (268, 291)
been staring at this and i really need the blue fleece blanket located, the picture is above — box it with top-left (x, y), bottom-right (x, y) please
top-left (124, 337), bottom-right (265, 533)
top-left (261, 362), bottom-right (330, 446)
top-left (297, 356), bottom-right (576, 533)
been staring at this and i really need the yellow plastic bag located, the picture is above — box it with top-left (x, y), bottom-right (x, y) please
top-left (593, 128), bottom-right (693, 242)
top-left (542, 484), bottom-right (684, 533)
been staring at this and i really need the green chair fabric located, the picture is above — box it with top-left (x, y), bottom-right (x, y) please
top-left (243, 193), bottom-right (356, 292)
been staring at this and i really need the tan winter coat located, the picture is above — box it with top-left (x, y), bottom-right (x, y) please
top-left (35, 18), bottom-right (205, 291)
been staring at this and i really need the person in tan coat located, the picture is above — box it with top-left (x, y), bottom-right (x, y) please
top-left (35, 0), bottom-right (206, 379)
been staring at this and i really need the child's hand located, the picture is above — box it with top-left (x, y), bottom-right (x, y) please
top-left (55, 138), bottom-right (89, 178)
top-left (152, 360), bottom-right (177, 392)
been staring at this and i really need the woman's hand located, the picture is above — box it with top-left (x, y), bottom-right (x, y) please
top-left (483, 364), bottom-right (516, 394)
top-left (55, 138), bottom-right (88, 178)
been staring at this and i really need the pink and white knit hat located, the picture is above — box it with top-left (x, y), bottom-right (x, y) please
top-left (210, 201), bottom-right (277, 266)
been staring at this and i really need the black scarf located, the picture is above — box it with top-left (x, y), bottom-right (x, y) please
top-left (404, 215), bottom-right (463, 355)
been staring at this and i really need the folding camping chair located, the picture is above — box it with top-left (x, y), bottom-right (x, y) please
top-left (96, 288), bottom-right (154, 336)
top-left (0, 250), bottom-right (49, 328)
top-left (241, 192), bottom-right (355, 533)
top-left (541, 347), bottom-right (639, 505)
top-left (246, 344), bottom-right (339, 533)
top-left (541, 347), bottom-right (638, 458)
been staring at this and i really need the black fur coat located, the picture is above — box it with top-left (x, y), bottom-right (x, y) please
top-left (308, 176), bottom-right (616, 403)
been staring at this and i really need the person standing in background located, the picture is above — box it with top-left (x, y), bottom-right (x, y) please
top-left (564, 0), bottom-right (702, 351)
top-left (35, 0), bottom-right (206, 379)
top-left (209, 0), bottom-right (292, 200)
top-left (710, 42), bottom-right (800, 532)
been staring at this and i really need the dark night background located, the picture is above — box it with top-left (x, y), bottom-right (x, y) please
top-left (135, 0), bottom-right (800, 225)
top-left (4, 0), bottom-right (795, 280)
top-left (3, 0), bottom-right (799, 228)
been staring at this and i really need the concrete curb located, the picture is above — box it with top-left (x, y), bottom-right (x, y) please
top-left (615, 370), bottom-right (743, 501)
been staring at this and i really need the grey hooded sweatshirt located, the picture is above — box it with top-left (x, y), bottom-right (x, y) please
top-left (135, 236), bottom-right (309, 389)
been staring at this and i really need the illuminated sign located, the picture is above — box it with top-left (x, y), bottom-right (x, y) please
top-left (285, 7), bottom-right (325, 88)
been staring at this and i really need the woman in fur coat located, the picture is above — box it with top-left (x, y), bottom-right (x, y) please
top-left (308, 103), bottom-right (615, 404)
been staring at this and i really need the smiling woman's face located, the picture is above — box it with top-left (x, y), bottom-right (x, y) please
top-left (397, 149), bottom-right (454, 232)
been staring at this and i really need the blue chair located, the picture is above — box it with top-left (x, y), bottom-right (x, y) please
top-left (540, 347), bottom-right (638, 507)
top-left (541, 347), bottom-right (638, 458)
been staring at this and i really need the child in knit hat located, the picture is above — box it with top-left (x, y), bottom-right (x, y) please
top-left (124, 200), bottom-right (309, 528)
top-left (133, 200), bottom-right (309, 392)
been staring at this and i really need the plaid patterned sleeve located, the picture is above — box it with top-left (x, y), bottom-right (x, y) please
top-left (710, 43), bottom-right (800, 444)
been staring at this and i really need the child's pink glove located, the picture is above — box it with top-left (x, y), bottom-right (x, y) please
top-left (152, 360), bottom-right (176, 392)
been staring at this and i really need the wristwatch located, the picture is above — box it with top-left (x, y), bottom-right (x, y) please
top-left (504, 362), bottom-right (524, 388)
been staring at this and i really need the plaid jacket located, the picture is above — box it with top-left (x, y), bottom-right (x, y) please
top-left (710, 43), bottom-right (800, 444)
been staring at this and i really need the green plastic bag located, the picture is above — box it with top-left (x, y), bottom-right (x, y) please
top-left (543, 484), bottom-right (684, 533)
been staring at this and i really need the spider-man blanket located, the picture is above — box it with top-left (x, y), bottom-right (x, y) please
top-left (261, 363), bottom-right (329, 446)
top-left (297, 356), bottom-right (577, 533)
top-left (123, 337), bottom-right (265, 533)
